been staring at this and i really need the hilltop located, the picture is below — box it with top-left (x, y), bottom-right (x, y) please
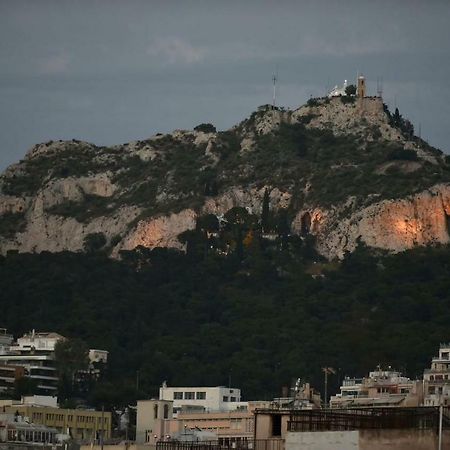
top-left (1, 95), bottom-right (450, 259)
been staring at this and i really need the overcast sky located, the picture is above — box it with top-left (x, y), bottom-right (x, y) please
top-left (1, 0), bottom-right (450, 170)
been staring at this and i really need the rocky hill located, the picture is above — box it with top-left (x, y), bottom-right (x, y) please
top-left (1, 95), bottom-right (450, 259)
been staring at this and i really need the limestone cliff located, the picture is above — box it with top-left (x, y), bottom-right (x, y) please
top-left (1, 97), bottom-right (449, 259)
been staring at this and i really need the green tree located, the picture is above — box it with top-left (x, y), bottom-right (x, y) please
top-left (345, 84), bottom-right (357, 96)
top-left (83, 232), bottom-right (107, 252)
top-left (54, 338), bottom-right (89, 400)
top-left (194, 123), bottom-right (216, 133)
top-left (13, 377), bottom-right (38, 399)
top-left (261, 189), bottom-right (270, 233)
top-left (196, 214), bottom-right (220, 233)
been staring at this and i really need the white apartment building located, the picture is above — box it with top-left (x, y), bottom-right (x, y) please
top-left (423, 343), bottom-right (450, 406)
top-left (10, 331), bottom-right (65, 354)
top-left (0, 329), bottom-right (13, 356)
top-left (159, 384), bottom-right (248, 413)
top-left (0, 330), bottom-right (108, 395)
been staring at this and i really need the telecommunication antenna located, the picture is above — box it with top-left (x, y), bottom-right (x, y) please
top-left (272, 73), bottom-right (278, 109)
top-left (418, 123), bottom-right (422, 139)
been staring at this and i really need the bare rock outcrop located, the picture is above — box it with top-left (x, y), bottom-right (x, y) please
top-left (118, 209), bottom-right (197, 253)
top-left (314, 184), bottom-right (450, 259)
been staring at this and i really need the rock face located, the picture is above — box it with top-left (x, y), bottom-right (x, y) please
top-left (314, 184), bottom-right (450, 259)
top-left (1, 96), bottom-right (449, 259)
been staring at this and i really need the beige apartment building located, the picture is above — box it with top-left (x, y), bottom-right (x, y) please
top-left (2, 404), bottom-right (111, 440)
top-left (424, 343), bottom-right (450, 406)
top-left (136, 398), bottom-right (273, 446)
top-left (330, 368), bottom-right (423, 408)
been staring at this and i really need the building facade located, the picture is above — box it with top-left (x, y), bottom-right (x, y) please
top-left (330, 368), bottom-right (423, 408)
top-left (2, 404), bottom-right (111, 441)
top-left (136, 399), bottom-right (174, 444)
top-left (159, 384), bottom-right (248, 414)
top-left (423, 343), bottom-right (450, 406)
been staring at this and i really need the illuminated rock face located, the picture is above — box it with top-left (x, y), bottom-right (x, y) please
top-left (317, 184), bottom-right (450, 259)
top-left (115, 187), bottom-right (292, 255)
top-left (118, 209), bottom-right (197, 254)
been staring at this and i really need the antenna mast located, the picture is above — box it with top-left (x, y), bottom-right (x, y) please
top-left (377, 76), bottom-right (383, 98)
top-left (272, 73), bottom-right (277, 109)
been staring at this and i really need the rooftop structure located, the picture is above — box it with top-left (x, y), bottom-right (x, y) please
top-left (0, 413), bottom-right (58, 446)
top-left (328, 79), bottom-right (348, 98)
top-left (330, 368), bottom-right (422, 408)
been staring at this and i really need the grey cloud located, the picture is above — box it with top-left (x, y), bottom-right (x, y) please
top-left (0, 0), bottom-right (449, 170)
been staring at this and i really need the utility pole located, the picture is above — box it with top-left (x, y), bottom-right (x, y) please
top-left (322, 367), bottom-right (336, 408)
top-left (101, 404), bottom-right (104, 450)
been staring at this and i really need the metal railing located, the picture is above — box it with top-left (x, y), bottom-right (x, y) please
top-left (288, 406), bottom-right (450, 432)
top-left (157, 439), bottom-right (283, 450)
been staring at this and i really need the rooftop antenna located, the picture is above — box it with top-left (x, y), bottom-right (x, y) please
top-left (272, 66), bottom-right (278, 109)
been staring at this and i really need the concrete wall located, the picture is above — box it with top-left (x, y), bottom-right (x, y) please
top-left (286, 429), bottom-right (450, 450)
top-left (286, 431), bottom-right (358, 450)
top-left (81, 445), bottom-right (154, 450)
top-left (360, 429), bottom-right (450, 450)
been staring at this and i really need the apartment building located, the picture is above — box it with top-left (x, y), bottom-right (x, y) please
top-left (2, 404), bottom-right (111, 441)
top-left (330, 368), bottom-right (423, 408)
top-left (0, 329), bottom-right (108, 395)
top-left (159, 383), bottom-right (248, 414)
top-left (0, 329), bottom-right (13, 356)
top-left (424, 343), bottom-right (450, 406)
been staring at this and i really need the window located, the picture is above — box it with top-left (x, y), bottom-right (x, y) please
top-left (223, 396), bottom-right (229, 402)
top-left (174, 392), bottom-right (183, 400)
top-left (164, 404), bottom-right (169, 419)
top-left (185, 392), bottom-right (195, 400)
top-left (196, 392), bottom-right (206, 400)
top-left (271, 415), bottom-right (281, 437)
top-left (154, 404), bottom-right (158, 419)
top-left (230, 397), bottom-right (236, 402)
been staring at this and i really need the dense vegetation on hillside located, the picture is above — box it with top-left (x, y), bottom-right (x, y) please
top-left (1, 237), bottom-right (450, 408)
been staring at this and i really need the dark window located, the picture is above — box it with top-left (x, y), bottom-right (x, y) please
top-left (164, 404), bottom-right (169, 419)
top-left (271, 415), bottom-right (282, 437)
top-left (223, 396), bottom-right (229, 402)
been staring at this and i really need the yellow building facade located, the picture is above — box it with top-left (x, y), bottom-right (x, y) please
top-left (3, 404), bottom-right (111, 440)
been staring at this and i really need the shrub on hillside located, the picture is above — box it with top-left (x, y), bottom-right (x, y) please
top-left (194, 123), bottom-right (216, 133)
